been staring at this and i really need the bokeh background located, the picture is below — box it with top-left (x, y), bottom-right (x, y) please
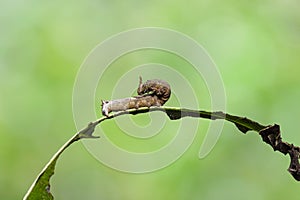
top-left (1, 0), bottom-right (300, 199)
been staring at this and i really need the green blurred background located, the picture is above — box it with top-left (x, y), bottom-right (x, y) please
top-left (1, 0), bottom-right (300, 199)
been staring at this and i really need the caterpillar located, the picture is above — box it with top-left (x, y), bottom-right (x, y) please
top-left (101, 77), bottom-right (171, 116)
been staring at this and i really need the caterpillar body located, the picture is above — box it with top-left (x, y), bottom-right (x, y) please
top-left (101, 77), bottom-right (171, 116)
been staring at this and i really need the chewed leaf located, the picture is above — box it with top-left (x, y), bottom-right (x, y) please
top-left (24, 105), bottom-right (300, 200)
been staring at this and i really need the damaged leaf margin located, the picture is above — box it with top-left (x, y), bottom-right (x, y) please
top-left (24, 106), bottom-right (300, 200)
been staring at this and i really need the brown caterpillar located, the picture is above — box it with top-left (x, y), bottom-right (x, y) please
top-left (101, 77), bottom-right (171, 116)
